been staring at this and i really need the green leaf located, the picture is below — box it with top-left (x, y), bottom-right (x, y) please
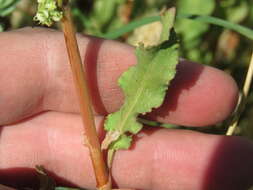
top-left (0, 23), bottom-right (4, 32)
top-left (225, 0), bottom-right (249, 23)
top-left (109, 134), bottom-right (132, 150)
top-left (86, 0), bottom-right (126, 34)
top-left (0, 0), bottom-right (20, 17)
top-left (176, 0), bottom-right (215, 41)
top-left (160, 8), bottom-right (176, 43)
top-left (102, 9), bottom-right (179, 150)
top-left (92, 0), bottom-right (124, 26)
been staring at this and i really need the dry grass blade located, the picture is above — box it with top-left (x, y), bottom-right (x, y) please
top-left (226, 52), bottom-right (253, 136)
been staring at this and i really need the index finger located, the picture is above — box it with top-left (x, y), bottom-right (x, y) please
top-left (0, 27), bottom-right (238, 126)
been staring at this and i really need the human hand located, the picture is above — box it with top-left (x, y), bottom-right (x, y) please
top-left (0, 28), bottom-right (252, 190)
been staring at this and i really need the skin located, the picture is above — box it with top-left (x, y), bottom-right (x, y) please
top-left (0, 27), bottom-right (252, 190)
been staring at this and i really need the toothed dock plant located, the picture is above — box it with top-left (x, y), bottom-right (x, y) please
top-left (101, 8), bottom-right (179, 169)
top-left (34, 1), bottom-right (180, 189)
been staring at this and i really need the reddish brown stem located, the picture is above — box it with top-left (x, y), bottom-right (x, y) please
top-left (61, 6), bottom-right (110, 189)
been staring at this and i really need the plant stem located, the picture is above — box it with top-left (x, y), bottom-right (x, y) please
top-left (226, 52), bottom-right (253, 136)
top-left (60, 6), bottom-right (110, 189)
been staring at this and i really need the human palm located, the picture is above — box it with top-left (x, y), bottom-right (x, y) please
top-left (0, 28), bottom-right (252, 190)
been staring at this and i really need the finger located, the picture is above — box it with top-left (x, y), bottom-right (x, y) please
top-left (0, 112), bottom-right (252, 190)
top-left (144, 60), bottom-right (238, 126)
top-left (0, 28), bottom-right (238, 126)
top-left (0, 184), bottom-right (16, 190)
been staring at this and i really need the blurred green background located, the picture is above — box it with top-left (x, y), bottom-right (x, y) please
top-left (1, 0), bottom-right (253, 139)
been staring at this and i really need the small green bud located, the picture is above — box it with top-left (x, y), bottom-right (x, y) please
top-left (34, 0), bottom-right (63, 26)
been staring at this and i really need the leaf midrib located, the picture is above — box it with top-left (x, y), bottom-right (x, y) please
top-left (118, 52), bottom-right (158, 134)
